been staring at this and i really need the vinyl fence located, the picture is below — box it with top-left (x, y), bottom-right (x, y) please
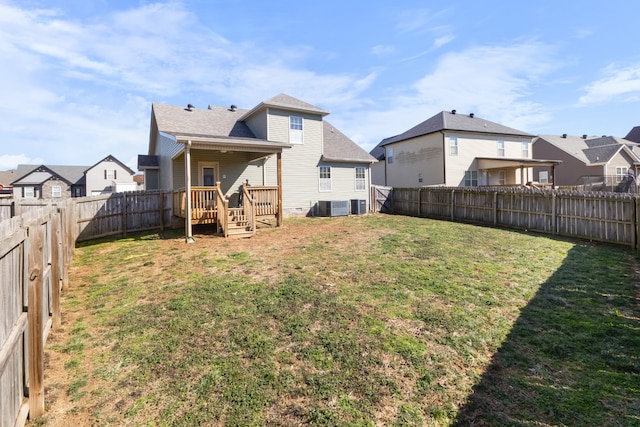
top-left (373, 186), bottom-right (640, 249)
top-left (0, 191), bottom-right (172, 427)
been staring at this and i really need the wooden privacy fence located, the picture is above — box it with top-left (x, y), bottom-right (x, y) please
top-left (0, 190), bottom-right (173, 427)
top-left (375, 186), bottom-right (640, 249)
top-left (0, 200), bottom-right (76, 427)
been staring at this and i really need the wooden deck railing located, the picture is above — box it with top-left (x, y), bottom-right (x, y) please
top-left (245, 186), bottom-right (279, 217)
top-left (173, 186), bottom-right (220, 225)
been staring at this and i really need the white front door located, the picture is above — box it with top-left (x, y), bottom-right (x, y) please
top-left (198, 162), bottom-right (219, 186)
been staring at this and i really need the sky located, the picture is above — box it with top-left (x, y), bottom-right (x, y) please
top-left (1, 0), bottom-right (640, 171)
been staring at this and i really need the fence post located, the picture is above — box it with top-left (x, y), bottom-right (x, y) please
top-left (552, 193), bottom-right (557, 235)
top-left (51, 211), bottom-right (62, 328)
top-left (160, 191), bottom-right (165, 231)
top-left (493, 191), bottom-right (498, 225)
top-left (27, 222), bottom-right (45, 418)
top-left (451, 189), bottom-right (455, 221)
top-left (418, 188), bottom-right (422, 217)
top-left (122, 193), bottom-right (127, 237)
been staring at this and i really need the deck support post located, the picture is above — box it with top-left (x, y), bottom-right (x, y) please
top-left (185, 140), bottom-right (195, 243)
top-left (277, 152), bottom-right (283, 227)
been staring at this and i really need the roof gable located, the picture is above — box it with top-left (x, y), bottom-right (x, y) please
top-left (535, 135), bottom-right (640, 165)
top-left (380, 110), bottom-right (532, 146)
top-left (86, 154), bottom-right (135, 175)
top-left (13, 164), bottom-right (88, 185)
top-left (239, 93), bottom-right (329, 121)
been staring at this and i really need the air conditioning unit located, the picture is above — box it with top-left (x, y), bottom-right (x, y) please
top-left (350, 199), bottom-right (366, 215)
top-left (318, 200), bottom-right (349, 217)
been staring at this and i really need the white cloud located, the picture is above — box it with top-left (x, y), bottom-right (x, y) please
top-left (371, 44), bottom-right (396, 56)
top-left (579, 64), bottom-right (640, 105)
top-left (0, 154), bottom-right (44, 170)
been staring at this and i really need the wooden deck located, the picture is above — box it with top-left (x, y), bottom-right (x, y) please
top-left (173, 185), bottom-right (280, 237)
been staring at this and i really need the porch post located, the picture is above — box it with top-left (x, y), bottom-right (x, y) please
top-left (277, 152), bottom-right (283, 227)
top-left (185, 140), bottom-right (195, 243)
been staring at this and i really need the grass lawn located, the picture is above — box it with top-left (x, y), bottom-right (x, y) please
top-left (38, 214), bottom-right (639, 426)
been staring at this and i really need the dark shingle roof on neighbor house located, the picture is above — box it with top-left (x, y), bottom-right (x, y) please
top-left (13, 164), bottom-right (88, 185)
top-left (535, 135), bottom-right (640, 165)
top-left (152, 93), bottom-right (375, 163)
top-left (379, 110), bottom-right (533, 147)
top-left (625, 126), bottom-right (640, 144)
top-left (0, 169), bottom-right (16, 187)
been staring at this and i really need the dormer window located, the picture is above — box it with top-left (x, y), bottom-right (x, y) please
top-left (289, 115), bottom-right (303, 144)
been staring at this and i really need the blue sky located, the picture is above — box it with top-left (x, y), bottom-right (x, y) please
top-left (1, 0), bottom-right (640, 171)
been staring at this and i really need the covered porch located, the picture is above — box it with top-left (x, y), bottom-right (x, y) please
top-left (476, 157), bottom-right (562, 188)
top-left (171, 136), bottom-right (290, 240)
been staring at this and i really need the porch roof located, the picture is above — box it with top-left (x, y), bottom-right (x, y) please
top-left (476, 157), bottom-right (562, 170)
top-left (172, 133), bottom-right (293, 154)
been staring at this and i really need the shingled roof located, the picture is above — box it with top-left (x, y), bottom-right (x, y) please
top-left (151, 94), bottom-right (374, 164)
top-left (13, 164), bottom-right (88, 185)
top-left (625, 126), bottom-right (640, 144)
top-left (379, 110), bottom-right (533, 147)
top-left (535, 135), bottom-right (640, 165)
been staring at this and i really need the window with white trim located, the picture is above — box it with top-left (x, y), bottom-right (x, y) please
top-left (355, 167), bottom-right (366, 191)
top-left (387, 147), bottom-right (393, 164)
top-left (539, 171), bottom-right (549, 184)
top-left (464, 170), bottom-right (478, 187)
top-left (522, 140), bottom-right (530, 157)
top-left (52, 186), bottom-right (62, 198)
top-left (319, 166), bottom-right (331, 191)
top-left (24, 186), bottom-right (35, 198)
top-left (497, 139), bottom-right (505, 157)
top-left (616, 166), bottom-right (628, 182)
top-left (498, 170), bottom-right (506, 185)
top-left (289, 115), bottom-right (303, 144)
top-left (105, 169), bottom-right (117, 180)
top-left (449, 136), bottom-right (458, 155)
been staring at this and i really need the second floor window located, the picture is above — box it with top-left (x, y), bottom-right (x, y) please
top-left (290, 116), bottom-right (303, 144)
top-left (387, 147), bottom-right (393, 164)
top-left (449, 136), bottom-right (458, 155)
top-left (522, 141), bottom-right (529, 157)
top-left (497, 140), bottom-right (505, 157)
top-left (105, 169), bottom-right (117, 180)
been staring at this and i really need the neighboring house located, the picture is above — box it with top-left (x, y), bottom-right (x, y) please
top-left (624, 126), bottom-right (640, 144)
top-left (142, 93), bottom-right (376, 239)
top-left (0, 169), bottom-right (16, 198)
top-left (12, 155), bottom-right (137, 200)
top-left (371, 110), bottom-right (560, 188)
top-left (12, 165), bottom-right (87, 199)
top-left (85, 154), bottom-right (136, 195)
top-left (532, 134), bottom-right (640, 190)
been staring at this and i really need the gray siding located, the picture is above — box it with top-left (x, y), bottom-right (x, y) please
top-left (155, 132), bottom-right (183, 190)
top-left (245, 113), bottom-right (267, 140)
top-left (85, 160), bottom-right (135, 195)
top-left (386, 133), bottom-right (445, 187)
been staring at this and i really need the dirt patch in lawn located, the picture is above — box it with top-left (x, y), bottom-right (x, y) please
top-left (33, 216), bottom-right (386, 426)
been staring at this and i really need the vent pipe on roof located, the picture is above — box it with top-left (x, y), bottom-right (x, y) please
top-left (562, 133), bottom-right (567, 138)
top-left (451, 109), bottom-right (456, 114)
top-left (186, 104), bottom-right (195, 111)
top-left (469, 113), bottom-right (474, 118)
top-left (229, 104), bottom-right (237, 112)
top-left (582, 134), bottom-right (587, 139)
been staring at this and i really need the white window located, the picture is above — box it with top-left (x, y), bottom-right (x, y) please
top-left (355, 167), bottom-right (366, 191)
top-left (616, 167), bottom-right (628, 182)
top-left (464, 170), bottom-right (478, 187)
top-left (449, 136), bottom-right (458, 155)
top-left (289, 115), bottom-right (303, 144)
top-left (24, 186), bottom-right (35, 198)
top-left (319, 166), bottom-right (331, 192)
top-left (498, 171), bottom-right (506, 185)
top-left (539, 171), bottom-right (549, 184)
top-left (52, 186), bottom-right (62, 198)
top-left (387, 147), bottom-right (393, 164)
top-left (105, 169), bottom-right (117, 180)
top-left (497, 140), bottom-right (505, 157)
top-left (522, 141), bottom-right (530, 157)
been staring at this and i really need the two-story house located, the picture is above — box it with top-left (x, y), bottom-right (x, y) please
top-left (371, 110), bottom-right (560, 188)
top-left (141, 93), bottom-right (376, 239)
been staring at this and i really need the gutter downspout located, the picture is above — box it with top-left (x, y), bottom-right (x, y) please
top-left (441, 131), bottom-right (447, 185)
top-left (185, 140), bottom-right (195, 243)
